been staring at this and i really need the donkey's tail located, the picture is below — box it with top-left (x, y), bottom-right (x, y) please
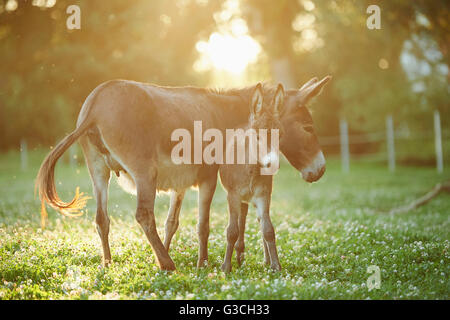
top-left (35, 117), bottom-right (92, 229)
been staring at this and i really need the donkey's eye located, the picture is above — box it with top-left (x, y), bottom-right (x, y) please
top-left (303, 125), bottom-right (314, 134)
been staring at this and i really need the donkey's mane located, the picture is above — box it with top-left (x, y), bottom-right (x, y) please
top-left (204, 82), bottom-right (274, 98)
top-left (155, 82), bottom-right (275, 99)
top-left (134, 80), bottom-right (278, 120)
top-left (161, 82), bottom-right (276, 128)
top-left (131, 79), bottom-right (278, 102)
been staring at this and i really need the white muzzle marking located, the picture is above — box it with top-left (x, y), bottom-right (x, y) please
top-left (261, 151), bottom-right (279, 168)
top-left (259, 151), bottom-right (280, 175)
top-left (301, 151), bottom-right (326, 182)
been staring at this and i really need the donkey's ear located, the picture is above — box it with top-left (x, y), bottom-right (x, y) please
top-left (251, 83), bottom-right (264, 115)
top-left (299, 75), bottom-right (332, 105)
top-left (272, 83), bottom-right (285, 115)
top-left (299, 77), bottom-right (318, 91)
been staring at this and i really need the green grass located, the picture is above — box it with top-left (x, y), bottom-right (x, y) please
top-left (0, 149), bottom-right (449, 300)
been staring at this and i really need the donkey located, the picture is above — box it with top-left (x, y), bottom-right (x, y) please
top-left (219, 83), bottom-right (284, 273)
top-left (36, 76), bottom-right (330, 271)
top-left (163, 77), bottom-right (331, 267)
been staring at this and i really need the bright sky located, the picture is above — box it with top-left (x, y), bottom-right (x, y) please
top-left (193, 0), bottom-right (261, 76)
top-left (194, 32), bottom-right (261, 75)
top-left (193, 0), bottom-right (321, 79)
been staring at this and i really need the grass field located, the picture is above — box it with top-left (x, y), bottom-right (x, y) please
top-left (0, 149), bottom-right (449, 300)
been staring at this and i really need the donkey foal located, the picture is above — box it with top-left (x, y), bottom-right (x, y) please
top-left (219, 83), bottom-right (285, 273)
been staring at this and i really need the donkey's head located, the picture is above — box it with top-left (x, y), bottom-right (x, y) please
top-left (279, 76), bottom-right (331, 182)
top-left (250, 83), bottom-right (284, 174)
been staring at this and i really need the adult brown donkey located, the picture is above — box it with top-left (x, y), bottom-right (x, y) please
top-left (36, 76), bottom-right (331, 271)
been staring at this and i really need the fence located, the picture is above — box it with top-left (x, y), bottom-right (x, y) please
top-left (319, 110), bottom-right (446, 173)
top-left (18, 111), bottom-right (447, 174)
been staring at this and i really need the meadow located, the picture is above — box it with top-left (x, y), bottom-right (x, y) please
top-left (0, 149), bottom-right (448, 299)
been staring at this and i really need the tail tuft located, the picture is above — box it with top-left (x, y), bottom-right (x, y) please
top-left (36, 118), bottom-right (92, 228)
top-left (40, 187), bottom-right (91, 228)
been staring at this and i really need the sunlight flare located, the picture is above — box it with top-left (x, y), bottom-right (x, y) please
top-left (195, 32), bottom-right (261, 74)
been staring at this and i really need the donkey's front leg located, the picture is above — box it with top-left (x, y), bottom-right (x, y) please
top-left (256, 216), bottom-right (271, 266)
top-left (221, 192), bottom-right (241, 273)
top-left (235, 202), bottom-right (248, 266)
top-left (197, 174), bottom-right (217, 268)
top-left (255, 197), bottom-right (281, 271)
top-left (164, 190), bottom-right (185, 251)
top-left (135, 170), bottom-right (176, 271)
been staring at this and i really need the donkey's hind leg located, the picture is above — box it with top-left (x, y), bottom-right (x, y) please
top-left (164, 190), bottom-right (185, 251)
top-left (135, 168), bottom-right (176, 271)
top-left (235, 202), bottom-right (248, 266)
top-left (80, 137), bottom-right (112, 266)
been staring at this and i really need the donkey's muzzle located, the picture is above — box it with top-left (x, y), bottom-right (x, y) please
top-left (302, 165), bottom-right (325, 182)
top-left (301, 151), bottom-right (326, 183)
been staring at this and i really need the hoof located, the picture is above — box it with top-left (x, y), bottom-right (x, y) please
top-left (270, 263), bottom-right (282, 271)
top-left (221, 263), bottom-right (232, 273)
top-left (103, 259), bottom-right (112, 267)
top-left (236, 253), bottom-right (244, 266)
top-left (197, 258), bottom-right (208, 268)
top-left (160, 260), bottom-right (176, 271)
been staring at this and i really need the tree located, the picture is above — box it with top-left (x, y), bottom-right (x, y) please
top-left (242, 0), bottom-right (449, 160)
top-left (0, 0), bottom-right (221, 149)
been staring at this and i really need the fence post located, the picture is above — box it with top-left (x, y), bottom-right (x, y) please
top-left (434, 110), bottom-right (443, 173)
top-left (340, 118), bottom-right (350, 173)
top-left (20, 139), bottom-right (28, 171)
top-left (386, 115), bottom-right (396, 172)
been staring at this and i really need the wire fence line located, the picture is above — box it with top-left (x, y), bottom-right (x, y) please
top-left (319, 129), bottom-right (450, 146)
top-left (318, 110), bottom-right (447, 173)
top-left (18, 111), bottom-right (447, 174)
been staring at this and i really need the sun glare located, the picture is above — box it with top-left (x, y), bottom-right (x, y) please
top-left (194, 0), bottom-right (261, 76)
top-left (195, 32), bottom-right (261, 74)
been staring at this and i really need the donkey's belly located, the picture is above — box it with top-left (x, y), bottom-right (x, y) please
top-left (115, 163), bottom-right (200, 195)
top-left (156, 163), bottom-right (200, 191)
top-left (155, 153), bottom-right (201, 191)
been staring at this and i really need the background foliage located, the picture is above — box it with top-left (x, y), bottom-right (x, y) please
top-left (0, 0), bottom-right (449, 163)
